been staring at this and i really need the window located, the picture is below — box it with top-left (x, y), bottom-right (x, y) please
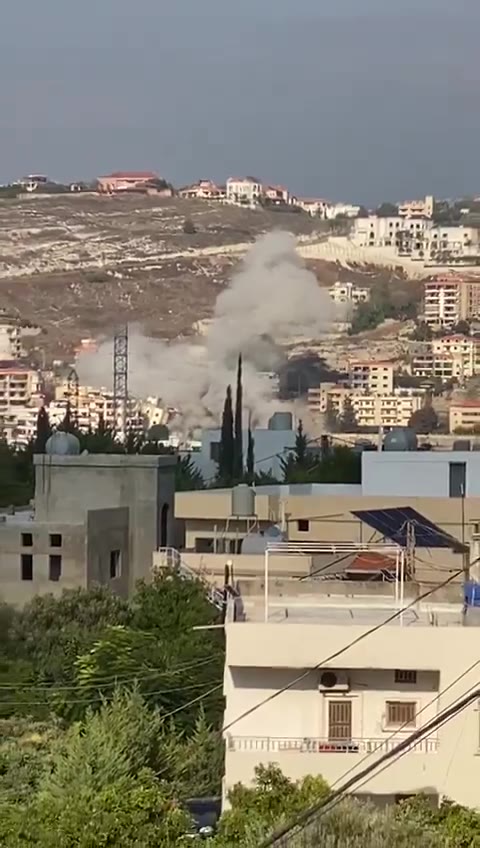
top-left (109, 550), bottom-right (121, 579)
top-left (328, 700), bottom-right (352, 741)
top-left (449, 462), bottom-right (466, 498)
top-left (395, 669), bottom-right (417, 684)
top-left (49, 555), bottom-right (62, 582)
top-left (210, 441), bottom-right (220, 462)
top-left (49, 533), bottom-right (62, 548)
top-left (21, 532), bottom-right (32, 547)
top-left (386, 701), bottom-right (416, 727)
top-left (195, 537), bottom-right (214, 553)
top-left (297, 519), bottom-right (310, 532)
top-left (21, 554), bottom-right (33, 581)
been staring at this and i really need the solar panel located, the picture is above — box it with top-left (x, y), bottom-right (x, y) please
top-left (352, 506), bottom-right (466, 552)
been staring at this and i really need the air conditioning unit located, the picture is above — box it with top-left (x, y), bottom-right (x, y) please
top-left (318, 670), bottom-right (350, 692)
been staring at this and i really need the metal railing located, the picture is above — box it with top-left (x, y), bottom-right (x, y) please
top-left (155, 547), bottom-right (226, 610)
top-left (226, 735), bottom-right (438, 755)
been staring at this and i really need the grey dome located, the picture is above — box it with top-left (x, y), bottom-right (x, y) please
top-left (45, 431), bottom-right (81, 456)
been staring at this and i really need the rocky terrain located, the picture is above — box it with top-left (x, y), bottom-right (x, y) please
top-left (0, 193), bottom-right (419, 366)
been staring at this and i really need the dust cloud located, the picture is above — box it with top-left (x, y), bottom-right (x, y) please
top-left (77, 232), bottom-right (338, 431)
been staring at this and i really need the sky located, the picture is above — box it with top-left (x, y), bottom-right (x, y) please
top-left (2, 0), bottom-right (480, 204)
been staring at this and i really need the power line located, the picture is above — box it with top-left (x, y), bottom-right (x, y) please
top-left (261, 686), bottom-right (480, 847)
top-left (0, 678), bottom-right (223, 709)
top-left (328, 656), bottom-right (480, 791)
top-left (222, 568), bottom-right (463, 734)
top-left (0, 654), bottom-right (220, 692)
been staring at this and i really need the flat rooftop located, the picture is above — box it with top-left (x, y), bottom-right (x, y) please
top-left (240, 593), bottom-right (468, 627)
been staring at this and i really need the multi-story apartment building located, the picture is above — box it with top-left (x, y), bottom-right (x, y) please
top-left (226, 177), bottom-right (262, 207)
top-left (398, 195), bottom-right (434, 219)
top-left (0, 362), bottom-right (42, 417)
top-left (450, 401), bottom-right (480, 433)
top-left (0, 321), bottom-right (23, 360)
top-left (431, 336), bottom-right (480, 380)
top-left (349, 361), bottom-right (394, 394)
top-left (352, 216), bottom-right (430, 250)
top-left (307, 384), bottom-right (423, 429)
top-left (329, 281), bottom-right (370, 305)
top-left (223, 586), bottom-right (480, 808)
top-left (417, 226), bottom-right (480, 262)
top-left (423, 277), bottom-right (463, 327)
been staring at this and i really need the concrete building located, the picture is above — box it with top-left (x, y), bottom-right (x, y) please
top-left (264, 185), bottom-right (290, 205)
top-left (226, 177), bottom-right (262, 207)
top-left (193, 423), bottom-right (295, 483)
top-left (432, 336), bottom-right (480, 380)
top-left (178, 180), bottom-right (225, 200)
top-left (349, 361), bottom-right (394, 394)
top-left (223, 588), bottom-right (480, 808)
top-left (0, 449), bottom-right (176, 605)
top-left (424, 277), bottom-right (464, 328)
top-left (449, 401), bottom-right (480, 434)
top-left (398, 195), bottom-right (434, 219)
top-left (352, 216), bottom-right (430, 250)
top-left (307, 384), bottom-right (423, 429)
top-left (296, 198), bottom-right (331, 217)
top-left (96, 171), bottom-right (160, 193)
top-left (329, 281), bottom-right (370, 305)
top-left (419, 226), bottom-right (480, 262)
top-left (0, 362), bottom-right (42, 436)
top-left (0, 322), bottom-right (23, 360)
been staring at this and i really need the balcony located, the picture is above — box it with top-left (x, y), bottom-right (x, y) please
top-left (227, 736), bottom-right (438, 755)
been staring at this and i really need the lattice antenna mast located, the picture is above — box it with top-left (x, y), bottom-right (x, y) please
top-left (113, 325), bottom-right (128, 440)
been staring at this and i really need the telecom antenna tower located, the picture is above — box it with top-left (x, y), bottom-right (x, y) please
top-left (113, 324), bottom-right (128, 440)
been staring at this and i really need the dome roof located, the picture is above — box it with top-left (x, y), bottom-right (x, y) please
top-left (45, 431), bottom-right (81, 456)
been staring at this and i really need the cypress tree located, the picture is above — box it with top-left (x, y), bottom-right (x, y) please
top-left (233, 354), bottom-right (243, 482)
top-left (219, 385), bottom-right (234, 485)
top-left (246, 423), bottom-right (255, 484)
top-left (61, 401), bottom-right (73, 434)
top-left (34, 406), bottom-right (51, 453)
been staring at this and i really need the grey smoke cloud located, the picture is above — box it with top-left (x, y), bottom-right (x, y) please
top-left (77, 231), bottom-right (337, 429)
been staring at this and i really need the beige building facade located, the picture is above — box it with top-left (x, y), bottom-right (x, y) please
top-left (223, 606), bottom-right (480, 807)
top-left (307, 384), bottom-right (423, 429)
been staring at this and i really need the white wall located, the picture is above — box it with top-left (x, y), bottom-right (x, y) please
top-left (362, 451), bottom-right (480, 497)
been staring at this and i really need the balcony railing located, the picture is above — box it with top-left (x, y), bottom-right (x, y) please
top-left (227, 736), bottom-right (438, 755)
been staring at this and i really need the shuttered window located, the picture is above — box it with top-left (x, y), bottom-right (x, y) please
top-left (386, 701), bottom-right (416, 727)
top-left (328, 700), bottom-right (352, 741)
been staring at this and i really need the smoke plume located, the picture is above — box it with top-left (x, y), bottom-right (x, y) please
top-left (77, 231), bottom-right (337, 431)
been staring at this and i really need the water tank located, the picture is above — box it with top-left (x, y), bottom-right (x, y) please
top-left (45, 432), bottom-right (81, 456)
top-left (231, 484), bottom-right (255, 516)
top-left (383, 427), bottom-right (417, 452)
top-left (453, 440), bottom-right (471, 452)
top-left (268, 411), bottom-right (293, 431)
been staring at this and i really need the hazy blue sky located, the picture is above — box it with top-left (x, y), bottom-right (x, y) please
top-left (2, 0), bottom-right (480, 204)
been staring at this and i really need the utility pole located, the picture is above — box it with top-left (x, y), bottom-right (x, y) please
top-left (113, 325), bottom-right (128, 440)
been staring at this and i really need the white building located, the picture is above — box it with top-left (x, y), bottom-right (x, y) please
top-left (329, 281), bottom-right (370, 305)
top-left (327, 203), bottom-right (361, 219)
top-left (226, 177), bottom-right (262, 207)
top-left (449, 401), bottom-right (480, 434)
top-left (0, 322), bottom-right (23, 360)
top-left (178, 180), bottom-right (225, 200)
top-left (296, 198), bottom-right (331, 218)
top-left (264, 185), bottom-right (290, 205)
top-left (351, 216), bottom-right (430, 250)
top-left (398, 195), bottom-right (434, 219)
top-left (431, 336), bottom-right (480, 380)
top-left (349, 361), bottom-right (395, 394)
top-left (308, 384), bottom-right (423, 429)
top-left (423, 278), bottom-right (463, 328)
top-left (223, 589), bottom-right (480, 808)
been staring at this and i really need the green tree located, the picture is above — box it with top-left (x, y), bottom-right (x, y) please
top-left (34, 407), bottom-right (51, 454)
top-left (175, 454), bottom-right (205, 491)
top-left (246, 425), bottom-right (255, 484)
top-left (233, 354), bottom-right (243, 482)
top-left (214, 764), bottom-right (329, 846)
top-left (338, 396), bottom-right (359, 432)
top-left (408, 404), bottom-right (438, 434)
top-left (218, 385), bottom-right (234, 485)
top-left (183, 218), bottom-right (196, 235)
top-left (376, 202), bottom-right (399, 217)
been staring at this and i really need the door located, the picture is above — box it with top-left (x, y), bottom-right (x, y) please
top-left (328, 700), bottom-right (352, 742)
